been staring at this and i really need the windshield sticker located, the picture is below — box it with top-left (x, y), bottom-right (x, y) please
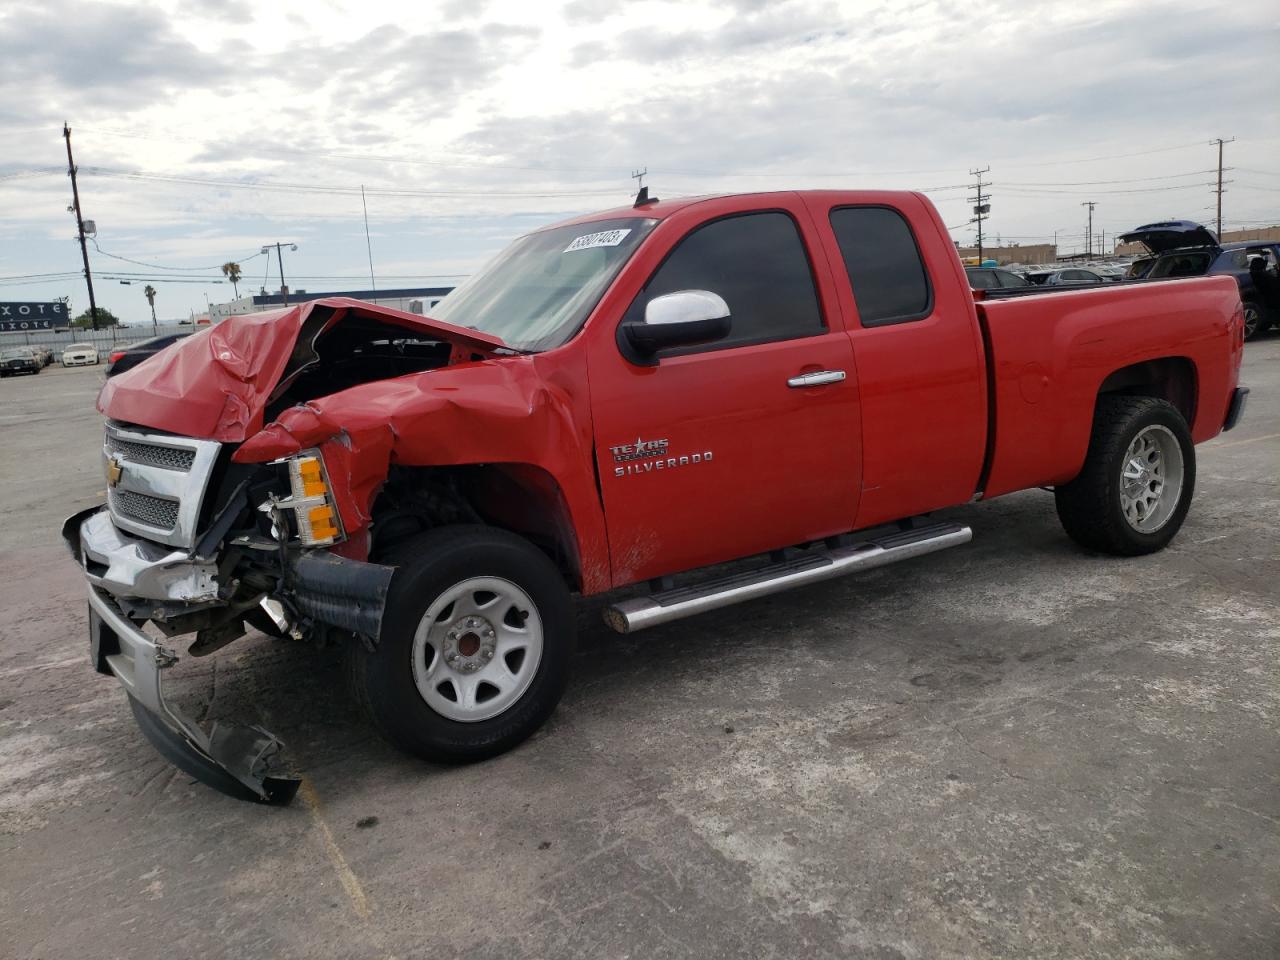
top-left (564, 228), bottom-right (632, 253)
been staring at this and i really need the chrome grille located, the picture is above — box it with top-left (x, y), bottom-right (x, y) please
top-left (103, 425), bottom-right (221, 549)
top-left (109, 489), bottom-right (180, 530)
top-left (106, 436), bottom-right (196, 472)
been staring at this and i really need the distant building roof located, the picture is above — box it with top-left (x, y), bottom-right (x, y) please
top-left (250, 286), bottom-right (454, 307)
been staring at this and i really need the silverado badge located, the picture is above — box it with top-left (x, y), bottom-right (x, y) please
top-left (105, 456), bottom-right (124, 488)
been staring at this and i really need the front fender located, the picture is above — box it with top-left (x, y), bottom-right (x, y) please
top-left (232, 356), bottom-right (611, 593)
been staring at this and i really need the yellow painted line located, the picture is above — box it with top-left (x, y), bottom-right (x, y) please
top-left (298, 778), bottom-right (371, 920)
top-left (1209, 432), bottom-right (1280, 450)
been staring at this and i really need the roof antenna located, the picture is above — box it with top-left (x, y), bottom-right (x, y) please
top-left (632, 167), bottom-right (658, 207)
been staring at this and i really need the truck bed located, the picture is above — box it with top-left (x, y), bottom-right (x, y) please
top-left (975, 275), bottom-right (1242, 499)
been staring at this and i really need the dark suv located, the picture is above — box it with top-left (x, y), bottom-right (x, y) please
top-left (1120, 221), bottom-right (1280, 339)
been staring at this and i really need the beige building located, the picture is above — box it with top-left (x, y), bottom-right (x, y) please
top-left (955, 243), bottom-right (1056, 265)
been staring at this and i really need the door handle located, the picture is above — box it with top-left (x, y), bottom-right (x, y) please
top-left (787, 370), bottom-right (846, 388)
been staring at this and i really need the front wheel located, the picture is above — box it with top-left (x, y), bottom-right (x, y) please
top-left (1055, 396), bottom-right (1196, 556)
top-left (348, 525), bottom-right (574, 764)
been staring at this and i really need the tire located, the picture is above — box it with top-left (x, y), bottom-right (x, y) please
top-left (1055, 396), bottom-right (1196, 556)
top-left (348, 525), bottom-right (574, 764)
top-left (1242, 301), bottom-right (1270, 341)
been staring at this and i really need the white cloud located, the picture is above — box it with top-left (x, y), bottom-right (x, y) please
top-left (0, 0), bottom-right (1276, 323)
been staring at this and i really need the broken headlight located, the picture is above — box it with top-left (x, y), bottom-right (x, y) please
top-left (271, 450), bottom-right (344, 547)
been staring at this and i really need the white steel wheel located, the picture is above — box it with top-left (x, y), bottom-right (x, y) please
top-left (410, 576), bottom-right (544, 723)
top-left (1119, 424), bottom-right (1184, 533)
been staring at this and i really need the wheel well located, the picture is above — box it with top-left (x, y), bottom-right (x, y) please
top-left (369, 464), bottom-right (582, 591)
top-left (1096, 357), bottom-right (1197, 426)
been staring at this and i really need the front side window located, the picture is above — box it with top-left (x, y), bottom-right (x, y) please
top-left (429, 217), bottom-right (656, 352)
top-left (628, 211), bottom-right (824, 351)
top-left (828, 206), bottom-right (932, 327)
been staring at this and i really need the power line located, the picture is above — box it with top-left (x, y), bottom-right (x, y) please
top-left (79, 168), bottom-right (627, 199)
top-left (89, 239), bottom-right (267, 272)
top-left (1002, 169), bottom-right (1217, 187)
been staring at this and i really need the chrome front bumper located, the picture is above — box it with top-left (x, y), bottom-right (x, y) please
top-left (80, 510), bottom-right (220, 605)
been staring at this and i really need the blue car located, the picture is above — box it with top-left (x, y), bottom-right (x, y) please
top-left (1120, 221), bottom-right (1280, 340)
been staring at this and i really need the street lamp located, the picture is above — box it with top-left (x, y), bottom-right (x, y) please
top-left (262, 242), bottom-right (298, 306)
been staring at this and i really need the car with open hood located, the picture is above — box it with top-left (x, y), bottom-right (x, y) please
top-left (1120, 220), bottom-right (1279, 339)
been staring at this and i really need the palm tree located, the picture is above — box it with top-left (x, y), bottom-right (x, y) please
top-left (144, 284), bottom-right (157, 333)
top-left (221, 261), bottom-right (242, 298)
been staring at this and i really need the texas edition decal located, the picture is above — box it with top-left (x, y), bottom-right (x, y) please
top-left (610, 437), bottom-right (713, 478)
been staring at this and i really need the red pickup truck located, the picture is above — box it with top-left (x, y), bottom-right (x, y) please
top-left (67, 190), bottom-right (1248, 803)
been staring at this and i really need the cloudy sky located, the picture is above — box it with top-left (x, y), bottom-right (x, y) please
top-left (1, 0), bottom-right (1276, 324)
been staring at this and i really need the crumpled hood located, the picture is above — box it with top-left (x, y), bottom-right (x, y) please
top-left (97, 297), bottom-right (507, 442)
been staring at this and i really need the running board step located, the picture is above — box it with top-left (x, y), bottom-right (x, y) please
top-left (603, 521), bottom-right (972, 634)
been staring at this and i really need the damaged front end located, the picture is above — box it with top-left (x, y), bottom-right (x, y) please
top-left (66, 418), bottom-right (394, 805)
top-left (71, 297), bottom-right (570, 805)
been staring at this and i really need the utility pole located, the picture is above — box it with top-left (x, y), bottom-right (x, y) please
top-left (361, 185), bottom-right (376, 293)
top-left (968, 166), bottom-right (992, 263)
top-left (1081, 201), bottom-right (1096, 259)
top-left (1212, 137), bottom-right (1234, 237)
top-left (63, 123), bottom-right (99, 330)
top-left (262, 242), bottom-right (297, 306)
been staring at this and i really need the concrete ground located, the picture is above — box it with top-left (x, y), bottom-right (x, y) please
top-left (1, 349), bottom-right (1276, 960)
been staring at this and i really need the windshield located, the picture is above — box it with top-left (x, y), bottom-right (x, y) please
top-left (2, 349), bottom-right (29, 359)
top-left (68, 343), bottom-right (93, 350)
top-left (429, 217), bottom-right (657, 351)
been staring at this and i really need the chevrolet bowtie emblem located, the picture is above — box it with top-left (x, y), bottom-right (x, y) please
top-left (105, 456), bottom-right (124, 488)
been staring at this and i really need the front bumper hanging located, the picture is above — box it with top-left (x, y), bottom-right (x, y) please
top-left (65, 507), bottom-right (300, 805)
top-left (86, 583), bottom-right (301, 804)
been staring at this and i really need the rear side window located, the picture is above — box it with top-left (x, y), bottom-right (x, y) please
top-left (829, 206), bottom-right (932, 326)
top-left (631, 211), bottom-right (824, 351)
top-left (998, 270), bottom-right (1029, 288)
top-left (967, 269), bottom-right (997, 290)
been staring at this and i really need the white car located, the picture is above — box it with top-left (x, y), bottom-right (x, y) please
top-left (62, 343), bottom-right (100, 366)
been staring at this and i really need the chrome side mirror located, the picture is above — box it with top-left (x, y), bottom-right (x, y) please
top-left (619, 290), bottom-right (732, 364)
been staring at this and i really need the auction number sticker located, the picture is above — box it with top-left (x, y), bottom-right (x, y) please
top-left (564, 228), bottom-right (631, 252)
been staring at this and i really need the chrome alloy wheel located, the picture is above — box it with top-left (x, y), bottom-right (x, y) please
top-left (410, 577), bottom-right (544, 722)
top-left (1242, 302), bottom-right (1261, 339)
top-left (1119, 424), bottom-right (1184, 533)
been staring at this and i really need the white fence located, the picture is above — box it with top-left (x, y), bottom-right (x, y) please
top-left (0, 322), bottom-right (199, 354)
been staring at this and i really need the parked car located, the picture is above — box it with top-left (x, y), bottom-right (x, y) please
top-left (68, 190), bottom-right (1248, 805)
top-left (1044, 267), bottom-right (1110, 286)
top-left (27, 345), bottom-right (54, 367)
top-left (62, 342), bottom-right (100, 366)
top-left (965, 266), bottom-right (1031, 290)
top-left (0, 347), bottom-right (42, 377)
top-left (1119, 220), bottom-right (1280, 339)
top-left (105, 332), bottom-right (193, 377)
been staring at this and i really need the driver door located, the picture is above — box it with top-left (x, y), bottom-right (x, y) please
top-left (586, 204), bottom-right (861, 586)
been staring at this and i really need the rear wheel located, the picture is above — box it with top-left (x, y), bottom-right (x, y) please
top-left (1242, 301), bottom-right (1270, 341)
top-left (349, 525), bottom-right (574, 763)
top-left (1055, 396), bottom-right (1195, 555)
